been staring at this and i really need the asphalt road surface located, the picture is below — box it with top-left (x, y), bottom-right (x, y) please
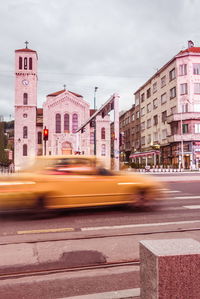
top-left (0, 173), bottom-right (200, 298)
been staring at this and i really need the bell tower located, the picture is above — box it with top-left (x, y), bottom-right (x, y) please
top-left (14, 42), bottom-right (38, 169)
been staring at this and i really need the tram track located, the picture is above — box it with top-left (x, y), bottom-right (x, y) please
top-left (0, 260), bottom-right (140, 280)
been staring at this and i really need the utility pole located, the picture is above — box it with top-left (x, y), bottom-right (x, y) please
top-left (93, 87), bottom-right (98, 155)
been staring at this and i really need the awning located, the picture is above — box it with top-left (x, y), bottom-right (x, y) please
top-left (130, 150), bottom-right (160, 158)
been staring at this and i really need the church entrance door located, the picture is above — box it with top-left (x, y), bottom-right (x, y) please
top-left (62, 142), bottom-right (72, 155)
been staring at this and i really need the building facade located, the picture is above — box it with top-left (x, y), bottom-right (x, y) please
top-left (14, 46), bottom-right (110, 169)
top-left (129, 41), bottom-right (200, 169)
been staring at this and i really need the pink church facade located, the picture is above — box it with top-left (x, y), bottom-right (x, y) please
top-left (14, 46), bottom-right (111, 169)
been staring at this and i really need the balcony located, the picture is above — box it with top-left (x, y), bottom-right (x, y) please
top-left (167, 133), bottom-right (200, 143)
top-left (167, 112), bottom-right (200, 123)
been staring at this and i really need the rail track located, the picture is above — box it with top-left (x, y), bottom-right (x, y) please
top-left (0, 260), bottom-right (140, 280)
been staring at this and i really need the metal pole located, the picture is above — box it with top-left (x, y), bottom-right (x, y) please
top-left (44, 140), bottom-right (46, 156)
top-left (180, 107), bottom-right (184, 169)
top-left (94, 87), bottom-right (98, 155)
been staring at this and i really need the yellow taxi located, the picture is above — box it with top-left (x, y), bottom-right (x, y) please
top-left (0, 156), bottom-right (164, 212)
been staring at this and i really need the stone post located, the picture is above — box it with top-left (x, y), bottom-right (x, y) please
top-left (140, 238), bottom-right (200, 299)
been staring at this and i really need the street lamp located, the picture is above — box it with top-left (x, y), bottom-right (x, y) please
top-left (93, 87), bottom-right (98, 155)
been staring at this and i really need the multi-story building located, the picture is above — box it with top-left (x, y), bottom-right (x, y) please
top-left (130, 41), bottom-right (200, 169)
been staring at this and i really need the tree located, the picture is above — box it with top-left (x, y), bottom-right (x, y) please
top-left (0, 122), bottom-right (10, 166)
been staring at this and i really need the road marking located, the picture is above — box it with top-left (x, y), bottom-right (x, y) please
top-left (17, 227), bottom-right (74, 235)
top-left (81, 220), bottom-right (200, 231)
top-left (59, 288), bottom-right (140, 299)
top-left (183, 205), bottom-right (200, 209)
top-left (162, 190), bottom-right (181, 193)
top-left (171, 196), bottom-right (200, 199)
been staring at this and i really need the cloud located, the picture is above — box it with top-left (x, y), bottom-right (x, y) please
top-left (1, 0), bottom-right (200, 119)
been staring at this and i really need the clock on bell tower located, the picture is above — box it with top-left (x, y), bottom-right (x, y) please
top-left (14, 42), bottom-right (38, 169)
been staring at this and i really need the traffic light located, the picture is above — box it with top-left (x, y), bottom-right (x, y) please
top-left (43, 127), bottom-right (49, 141)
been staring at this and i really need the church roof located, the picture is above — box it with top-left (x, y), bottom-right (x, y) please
top-left (15, 48), bottom-right (37, 53)
top-left (47, 89), bottom-right (83, 98)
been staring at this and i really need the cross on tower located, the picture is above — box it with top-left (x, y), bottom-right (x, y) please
top-left (63, 84), bottom-right (66, 90)
top-left (25, 41), bottom-right (29, 49)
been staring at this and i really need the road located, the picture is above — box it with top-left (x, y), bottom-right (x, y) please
top-left (0, 173), bottom-right (200, 298)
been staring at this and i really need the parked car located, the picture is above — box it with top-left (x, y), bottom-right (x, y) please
top-left (0, 155), bottom-right (165, 212)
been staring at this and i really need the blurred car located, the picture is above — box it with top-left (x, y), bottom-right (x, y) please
top-left (0, 156), bottom-right (165, 212)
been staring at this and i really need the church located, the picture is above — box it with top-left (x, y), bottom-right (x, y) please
top-left (14, 44), bottom-right (111, 169)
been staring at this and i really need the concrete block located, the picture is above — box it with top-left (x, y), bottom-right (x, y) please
top-left (140, 238), bottom-right (200, 299)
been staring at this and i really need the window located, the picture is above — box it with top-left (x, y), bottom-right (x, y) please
top-left (23, 126), bottom-right (28, 138)
top-left (29, 58), bottom-right (32, 70)
top-left (161, 93), bottom-right (167, 104)
top-left (182, 103), bottom-right (188, 113)
top-left (141, 107), bottom-right (145, 116)
top-left (169, 68), bottom-right (176, 81)
top-left (23, 113), bottom-right (27, 118)
top-left (171, 106), bottom-right (177, 114)
top-left (23, 93), bottom-right (28, 105)
top-left (162, 129), bottom-right (167, 140)
top-left (72, 113), bottom-right (78, 133)
top-left (19, 57), bottom-right (22, 70)
top-left (147, 134), bottom-right (151, 144)
top-left (101, 144), bottom-right (106, 156)
top-left (194, 83), bottom-right (200, 94)
top-left (180, 83), bottom-right (188, 95)
top-left (147, 118), bottom-right (151, 128)
top-left (153, 132), bottom-right (158, 142)
top-left (141, 93), bottom-right (145, 102)
top-left (147, 103), bottom-right (151, 113)
top-left (141, 136), bottom-right (145, 145)
top-left (131, 114), bottom-right (135, 121)
top-left (170, 87), bottom-right (176, 99)
top-left (194, 104), bottom-right (200, 112)
top-left (136, 111), bottom-right (140, 119)
top-left (141, 122), bottom-right (145, 130)
top-left (153, 82), bottom-right (157, 93)
top-left (153, 98), bottom-right (158, 109)
top-left (38, 132), bottom-right (42, 144)
top-left (64, 113), bottom-right (70, 132)
top-left (55, 113), bottom-right (61, 133)
top-left (193, 63), bottom-right (200, 75)
top-left (195, 124), bottom-right (200, 133)
top-left (101, 127), bottom-right (105, 139)
top-left (162, 110), bottom-right (167, 123)
top-left (161, 76), bottom-right (166, 87)
top-left (135, 93), bottom-right (140, 106)
top-left (24, 57), bottom-right (28, 70)
top-left (179, 64), bottom-right (187, 76)
top-left (147, 88), bottom-right (151, 98)
top-left (23, 144), bottom-right (27, 156)
top-left (182, 124), bottom-right (189, 134)
top-left (153, 115), bottom-right (158, 125)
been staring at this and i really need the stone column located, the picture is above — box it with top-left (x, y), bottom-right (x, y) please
top-left (140, 238), bottom-right (200, 299)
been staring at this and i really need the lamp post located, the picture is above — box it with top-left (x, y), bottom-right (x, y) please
top-left (93, 87), bottom-right (98, 155)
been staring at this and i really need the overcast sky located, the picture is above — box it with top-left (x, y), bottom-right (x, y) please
top-left (0, 0), bottom-right (199, 119)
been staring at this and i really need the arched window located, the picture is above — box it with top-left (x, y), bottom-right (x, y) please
top-left (23, 93), bottom-right (28, 105)
top-left (64, 113), bottom-right (70, 132)
top-left (23, 126), bottom-right (28, 138)
top-left (24, 57), bottom-right (28, 70)
top-left (55, 113), bottom-right (61, 133)
top-left (29, 57), bottom-right (32, 70)
top-left (72, 113), bottom-right (78, 133)
top-left (38, 131), bottom-right (42, 144)
top-left (19, 57), bottom-right (22, 69)
top-left (23, 144), bottom-right (27, 156)
top-left (101, 127), bottom-right (105, 140)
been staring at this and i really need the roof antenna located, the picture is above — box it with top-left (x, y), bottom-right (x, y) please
top-left (63, 84), bottom-right (66, 90)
